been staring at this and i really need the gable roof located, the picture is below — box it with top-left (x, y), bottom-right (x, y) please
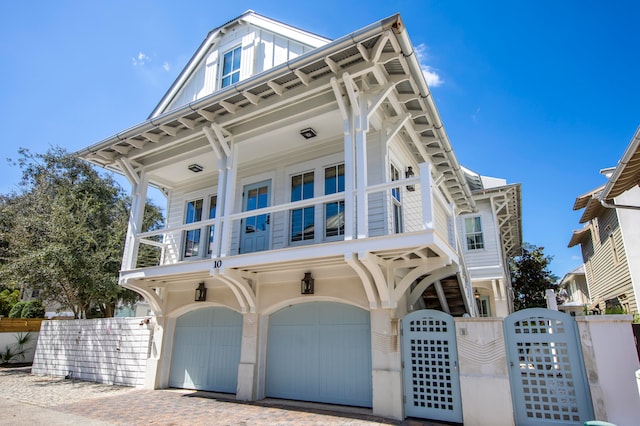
top-left (599, 125), bottom-right (640, 201)
top-left (76, 13), bottom-right (476, 212)
top-left (149, 10), bottom-right (331, 118)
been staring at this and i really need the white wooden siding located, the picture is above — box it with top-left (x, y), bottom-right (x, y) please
top-left (32, 318), bottom-right (151, 386)
top-left (583, 208), bottom-right (636, 313)
top-left (459, 200), bottom-right (500, 270)
top-left (166, 24), bottom-right (315, 113)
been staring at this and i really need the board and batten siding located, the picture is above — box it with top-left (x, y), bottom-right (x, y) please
top-left (583, 208), bottom-right (636, 313)
top-left (32, 318), bottom-right (152, 386)
top-left (167, 24), bottom-right (314, 113)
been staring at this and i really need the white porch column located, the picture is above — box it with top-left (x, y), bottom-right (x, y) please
top-left (122, 172), bottom-right (148, 270)
top-left (220, 143), bottom-right (238, 257)
top-left (236, 313), bottom-right (259, 401)
top-left (419, 162), bottom-right (434, 230)
top-left (370, 308), bottom-right (403, 420)
top-left (343, 110), bottom-right (355, 241)
top-left (212, 157), bottom-right (227, 258)
top-left (354, 94), bottom-right (369, 239)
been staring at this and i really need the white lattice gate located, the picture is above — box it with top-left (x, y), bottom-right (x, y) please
top-left (504, 308), bottom-right (593, 425)
top-left (401, 309), bottom-right (462, 423)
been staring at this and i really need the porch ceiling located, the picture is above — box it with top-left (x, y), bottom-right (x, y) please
top-left (75, 15), bottom-right (475, 212)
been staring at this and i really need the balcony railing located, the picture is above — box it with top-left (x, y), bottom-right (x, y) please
top-left (128, 168), bottom-right (456, 270)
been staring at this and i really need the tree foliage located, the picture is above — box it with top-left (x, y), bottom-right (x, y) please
top-left (0, 147), bottom-right (163, 318)
top-left (511, 243), bottom-right (559, 311)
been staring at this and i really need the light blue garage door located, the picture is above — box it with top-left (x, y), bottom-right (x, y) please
top-left (266, 302), bottom-right (372, 407)
top-left (169, 307), bottom-right (242, 393)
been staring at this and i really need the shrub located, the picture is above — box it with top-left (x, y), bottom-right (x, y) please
top-left (21, 300), bottom-right (45, 318)
top-left (8, 301), bottom-right (27, 318)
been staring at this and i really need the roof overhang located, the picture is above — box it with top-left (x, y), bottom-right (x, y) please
top-left (579, 194), bottom-right (605, 223)
top-left (568, 225), bottom-right (591, 248)
top-left (600, 126), bottom-right (640, 201)
top-left (75, 14), bottom-right (475, 212)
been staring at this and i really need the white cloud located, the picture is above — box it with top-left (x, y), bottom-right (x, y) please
top-left (162, 62), bottom-right (170, 72)
top-left (472, 107), bottom-right (481, 122)
top-left (132, 51), bottom-right (151, 66)
top-left (414, 43), bottom-right (443, 88)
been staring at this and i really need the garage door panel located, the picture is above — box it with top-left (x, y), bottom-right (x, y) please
top-left (170, 307), bottom-right (242, 393)
top-left (267, 302), bottom-right (372, 407)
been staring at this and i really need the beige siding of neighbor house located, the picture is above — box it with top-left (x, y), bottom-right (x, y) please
top-left (582, 208), bottom-right (636, 314)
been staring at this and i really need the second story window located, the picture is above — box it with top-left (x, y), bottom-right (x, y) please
top-left (464, 216), bottom-right (484, 250)
top-left (391, 164), bottom-right (403, 234)
top-left (183, 196), bottom-right (217, 259)
top-left (290, 171), bottom-right (315, 242)
top-left (221, 46), bottom-right (241, 88)
top-left (184, 198), bottom-right (203, 258)
top-left (325, 163), bottom-right (345, 238)
top-left (207, 195), bottom-right (218, 255)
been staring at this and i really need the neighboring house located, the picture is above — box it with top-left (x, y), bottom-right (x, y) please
top-left (568, 126), bottom-right (640, 315)
top-left (557, 265), bottom-right (590, 316)
top-left (459, 168), bottom-right (521, 318)
top-left (75, 11), bottom-right (520, 420)
top-left (19, 288), bottom-right (73, 319)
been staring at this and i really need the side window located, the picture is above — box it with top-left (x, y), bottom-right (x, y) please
top-left (206, 195), bottom-right (218, 255)
top-left (183, 199), bottom-right (204, 258)
top-left (221, 46), bottom-right (241, 88)
top-left (324, 163), bottom-right (345, 238)
top-left (391, 164), bottom-right (403, 234)
top-left (290, 171), bottom-right (315, 242)
top-left (464, 216), bottom-right (484, 250)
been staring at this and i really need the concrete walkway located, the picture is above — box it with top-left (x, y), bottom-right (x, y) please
top-left (0, 367), bottom-right (442, 425)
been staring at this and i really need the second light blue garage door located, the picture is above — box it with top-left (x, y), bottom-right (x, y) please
top-left (266, 302), bottom-right (372, 407)
top-left (169, 307), bottom-right (242, 393)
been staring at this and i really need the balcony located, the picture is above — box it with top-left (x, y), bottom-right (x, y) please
top-left (124, 162), bottom-right (458, 279)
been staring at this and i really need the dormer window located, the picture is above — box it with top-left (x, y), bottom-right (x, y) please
top-left (221, 46), bottom-right (241, 88)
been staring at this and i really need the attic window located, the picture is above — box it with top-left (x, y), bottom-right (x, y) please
top-left (221, 46), bottom-right (241, 88)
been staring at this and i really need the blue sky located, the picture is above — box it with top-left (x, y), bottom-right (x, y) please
top-left (2, 0), bottom-right (639, 279)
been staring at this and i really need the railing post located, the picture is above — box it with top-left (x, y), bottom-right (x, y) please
top-left (419, 162), bottom-right (434, 230)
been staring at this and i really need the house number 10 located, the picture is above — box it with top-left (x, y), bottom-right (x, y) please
top-left (212, 260), bottom-right (222, 269)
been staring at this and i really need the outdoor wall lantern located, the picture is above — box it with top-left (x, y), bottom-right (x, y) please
top-left (474, 288), bottom-right (480, 300)
top-left (405, 166), bottom-right (415, 191)
top-left (195, 282), bottom-right (207, 302)
top-left (301, 272), bottom-right (314, 294)
top-left (299, 127), bottom-right (317, 139)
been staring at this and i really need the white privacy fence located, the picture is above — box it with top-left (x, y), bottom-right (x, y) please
top-left (32, 317), bottom-right (152, 386)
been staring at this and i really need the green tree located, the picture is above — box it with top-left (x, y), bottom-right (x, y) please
top-left (21, 300), bottom-right (45, 318)
top-left (0, 147), bottom-right (163, 318)
top-left (511, 243), bottom-right (559, 311)
top-left (0, 289), bottom-right (20, 317)
top-left (8, 301), bottom-right (27, 318)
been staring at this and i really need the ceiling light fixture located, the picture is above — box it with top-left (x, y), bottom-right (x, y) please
top-left (300, 128), bottom-right (317, 139)
top-left (188, 164), bottom-right (203, 173)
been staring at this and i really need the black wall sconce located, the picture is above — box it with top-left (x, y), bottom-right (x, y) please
top-left (301, 272), bottom-right (314, 294)
top-left (474, 288), bottom-right (480, 300)
top-left (195, 282), bottom-right (207, 302)
top-left (299, 127), bottom-right (317, 139)
top-left (405, 166), bottom-right (415, 191)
